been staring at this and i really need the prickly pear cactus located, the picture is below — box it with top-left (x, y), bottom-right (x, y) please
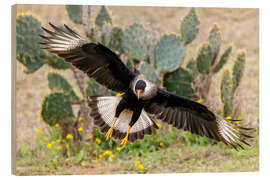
top-left (66, 5), bottom-right (83, 24)
top-left (47, 54), bottom-right (71, 70)
top-left (16, 14), bottom-right (45, 73)
top-left (48, 73), bottom-right (79, 103)
top-left (139, 63), bottom-right (159, 84)
top-left (95, 6), bottom-right (112, 29)
top-left (232, 51), bottom-right (246, 92)
top-left (221, 70), bottom-right (233, 117)
top-left (196, 42), bottom-right (212, 74)
top-left (122, 23), bottom-right (154, 61)
top-left (164, 68), bottom-right (193, 98)
top-left (86, 79), bottom-right (101, 97)
top-left (181, 8), bottom-right (200, 44)
top-left (41, 93), bottom-right (74, 126)
top-left (155, 34), bottom-right (186, 73)
top-left (208, 23), bottom-right (221, 64)
top-left (107, 27), bottom-right (123, 52)
top-left (213, 45), bottom-right (232, 73)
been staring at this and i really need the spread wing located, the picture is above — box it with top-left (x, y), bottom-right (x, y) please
top-left (40, 23), bottom-right (135, 92)
top-left (145, 88), bottom-right (253, 150)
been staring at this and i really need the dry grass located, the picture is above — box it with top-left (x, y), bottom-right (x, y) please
top-left (15, 5), bottom-right (259, 174)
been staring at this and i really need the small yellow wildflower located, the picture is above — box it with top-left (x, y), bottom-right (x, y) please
top-left (36, 128), bottom-right (42, 134)
top-left (138, 164), bottom-right (144, 171)
top-left (116, 146), bottom-right (121, 151)
top-left (78, 117), bottom-right (83, 121)
top-left (197, 99), bottom-right (203, 103)
top-left (56, 145), bottom-right (62, 151)
top-left (81, 162), bottom-right (86, 167)
top-left (56, 139), bottom-right (61, 143)
top-left (159, 142), bottom-right (164, 147)
top-left (226, 116), bottom-right (232, 120)
top-left (96, 137), bottom-right (101, 144)
top-left (78, 127), bottom-right (83, 132)
top-left (47, 143), bottom-right (52, 149)
top-left (110, 154), bottom-right (115, 158)
top-left (135, 161), bottom-right (141, 165)
top-left (156, 123), bottom-right (162, 129)
top-left (66, 133), bottom-right (73, 140)
top-left (51, 141), bottom-right (56, 145)
top-left (103, 150), bottom-right (113, 156)
top-left (99, 154), bottom-right (104, 160)
top-left (55, 123), bottom-right (60, 128)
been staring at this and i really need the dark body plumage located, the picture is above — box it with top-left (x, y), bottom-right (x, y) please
top-left (40, 23), bottom-right (253, 150)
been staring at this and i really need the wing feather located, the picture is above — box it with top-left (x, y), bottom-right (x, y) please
top-left (40, 23), bottom-right (135, 92)
top-left (145, 88), bottom-right (253, 150)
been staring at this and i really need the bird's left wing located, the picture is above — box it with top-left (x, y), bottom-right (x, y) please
top-left (144, 88), bottom-right (253, 150)
top-left (40, 23), bottom-right (135, 92)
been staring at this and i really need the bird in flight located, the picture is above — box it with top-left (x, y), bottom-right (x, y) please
top-left (40, 23), bottom-right (253, 150)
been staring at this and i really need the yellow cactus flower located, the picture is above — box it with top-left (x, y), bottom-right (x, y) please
top-left (159, 142), bottom-right (164, 147)
top-left (81, 162), bottom-right (86, 167)
top-left (56, 145), bottom-right (62, 151)
top-left (156, 123), bottom-right (162, 129)
top-left (36, 128), bottom-right (42, 134)
top-left (78, 127), bottom-right (83, 132)
top-left (55, 123), bottom-right (60, 128)
top-left (47, 143), bottom-right (52, 149)
top-left (226, 116), bottom-right (232, 120)
top-left (78, 117), bottom-right (83, 121)
top-left (197, 99), bottom-right (203, 103)
top-left (138, 164), bottom-right (144, 171)
top-left (96, 137), bottom-right (101, 144)
top-left (66, 133), bottom-right (73, 140)
top-left (116, 92), bottom-right (125, 96)
top-left (116, 146), bottom-right (121, 151)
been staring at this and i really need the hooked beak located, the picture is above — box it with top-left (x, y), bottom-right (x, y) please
top-left (135, 89), bottom-right (143, 99)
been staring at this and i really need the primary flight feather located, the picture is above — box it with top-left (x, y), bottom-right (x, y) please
top-left (40, 23), bottom-right (253, 150)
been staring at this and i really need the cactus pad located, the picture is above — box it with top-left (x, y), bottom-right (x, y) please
top-left (108, 27), bottom-right (123, 52)
top-left (155, 34), bottom-right (186, 73)
top-left (181, 8), bottom-right (200, 44)
top-left (95, 6), bottom-right (112, 29)
top-left (41, 93), bottom-right (74, 126)
top-left (47, 54), bottom-right (71, 70)
top-left (196, 42), bottom-right (212, 74)
top-left (48, 73), bottom-right (79, 103)
top-left (208, 23), bottom-right (222, 64)
top-left (164, 68), bottom-right (193, 98)
top-left (221, 70), bottom-right (233, 117)
top-left (122, 23), bottom-right (153, 61)
top-left (232, 51), bottom-right (246, 92)
top-left (86, 79), bottom-right (101, 97)
top-left (213, 45), bottom-right (232, 73)
top-left (66, 5), bottom-right (83, 24)
top-left (16, 15), bottom-right (45, 73)
top-left (126, 59), bottom-right (135, 71)
top-left (139, 63), bottom-right (159, 84)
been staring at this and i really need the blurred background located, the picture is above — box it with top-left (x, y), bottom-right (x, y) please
top-left (15, 4), bottom-right (259, 175)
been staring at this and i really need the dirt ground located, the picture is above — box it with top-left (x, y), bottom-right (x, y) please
top-left (15, 4), bottom-right (259, 152)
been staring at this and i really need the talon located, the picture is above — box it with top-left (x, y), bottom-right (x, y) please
top-left (106, 128), bottom-right (113, 140)
top-left (120, 126), bottom-right (131, 149)
top-left (105, 117), bottom-right (118, 140)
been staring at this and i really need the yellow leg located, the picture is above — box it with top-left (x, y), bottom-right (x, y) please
top-left (121, 126), bottom-right (131, 148)
top-left (106, 117), bottom-right (118, 140)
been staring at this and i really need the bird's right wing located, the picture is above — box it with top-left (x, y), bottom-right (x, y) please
top-left (40, 23), bottom-right (135, 92)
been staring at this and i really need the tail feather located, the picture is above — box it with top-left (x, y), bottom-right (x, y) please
top-left (89, 96), bottom-right (157, 142)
